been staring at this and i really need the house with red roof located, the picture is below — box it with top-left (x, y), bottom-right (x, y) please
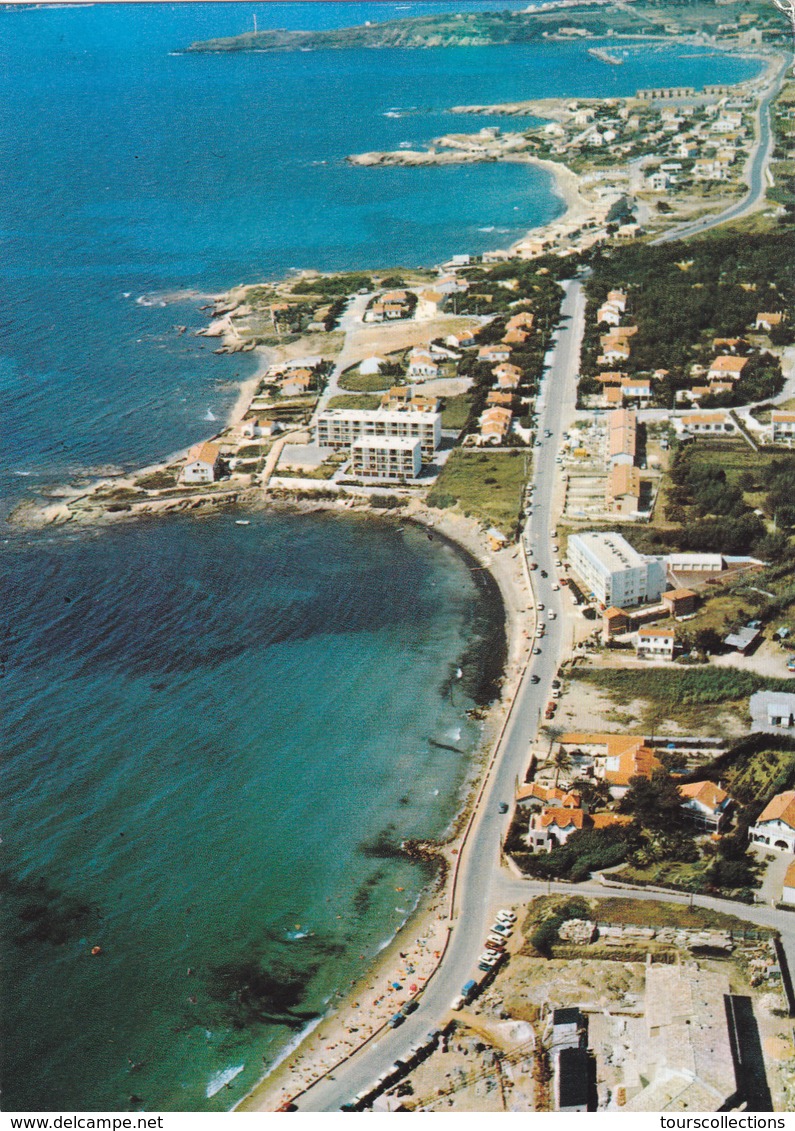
top-left (749, 791), bottom-right (795, 852)
top-left (679, 781), bottom-right (731, 833)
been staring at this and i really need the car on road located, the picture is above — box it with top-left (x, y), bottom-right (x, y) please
top-left (534, 440), bottom-right (541, 448)
top-left (450, 995), bottom-right (465, 1011)
top-left (552, 689), bottom-right (562, 699)
top-left (529, 562), bottom-right (538, 571)
top-left (498, 801), bottom-right (509, 814)
top-left (389, 1012), bottom-right (405, 1028)
top-left (402, 1000), bottom-right (419, 1015)
top-left (555, 559), bottom-right (562, 567)
top-left (540, 570), bottom-right (548, 578)
top-left (530, 674), bottom-right (540, 684)
top-left (533, 646), bottom-right (542, 655)
top-left (545, 429), bottom-right (552, 438)
top-left (552, 583), bottom-right (560, 591)
top-left (551, 678), bottom-right (561, 688)
top-left (537, 602), bottom-right (545, 611)
top-left (548, 610), bottom-right (557, 620)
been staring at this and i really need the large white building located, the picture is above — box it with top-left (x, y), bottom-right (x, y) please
top-left (568, 531), bottom-right (666, 609)
top-left (350, 436), bottom-right (421, 483)
top-left (315, 408), bottom-right (441, 460)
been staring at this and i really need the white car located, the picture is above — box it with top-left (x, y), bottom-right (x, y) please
top-left (497, 909), bottom-right (516, 923)
top-left (492, 923), bottom-right (513, 937)
top-left (537, 602), bottom-right (545, 611)
top-left (552, 583), bottom-right (560, 591)
top-left (548, 610), bottom-right (557, 620)
top-left (479, 952), bottom-right (500, 967)
top-left (451, 995), bottom-right (465, 1011)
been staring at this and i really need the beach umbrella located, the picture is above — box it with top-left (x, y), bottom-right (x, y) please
top-left (392, 982), bottom-right (402, 990)
top-left (409, 984), bottom-right (418, 993)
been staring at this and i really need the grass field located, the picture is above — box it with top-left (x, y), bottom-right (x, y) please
top-left (426, 448), bottom-right (528, 531)
top-left (338, 368), bottom-right (395, 392)
top-left (571, 666), bottom-right (794, 731)
top-left (725, 747), bottom-right (795, 805)
top-left (325, 393), bottom-right (382, 410)
top-left (440, 394), bottom-right (473, 431)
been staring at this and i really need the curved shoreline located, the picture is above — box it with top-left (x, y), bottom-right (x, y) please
top-left (234, 499), bottom-right (532, 1113)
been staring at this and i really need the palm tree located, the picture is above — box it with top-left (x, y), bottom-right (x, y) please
top-left (552, 747), bottom-right (572, 788)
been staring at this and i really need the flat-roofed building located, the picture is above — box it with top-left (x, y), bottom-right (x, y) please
top-left (350, 436), bottom-right (421, 483)
top-left (568, 531), bottom-right (666, 608)
top-left (315, 408), bottom-right (441, 460)
top-left (771, 411), bottom-right (795, 447)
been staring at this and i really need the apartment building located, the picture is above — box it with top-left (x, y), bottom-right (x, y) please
top-left (350, 436), bottom-right (422, 482)
top-left (568, 531), bottom-right (666, 608)
top-left (316, 408), bottom-right (441, 460)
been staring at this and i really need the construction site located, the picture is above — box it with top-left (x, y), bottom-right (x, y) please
top-left (372, 898), bottom-right (795, 1113)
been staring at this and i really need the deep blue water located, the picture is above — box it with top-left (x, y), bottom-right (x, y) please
top-left (0, 1), bottom-right (763, 1111)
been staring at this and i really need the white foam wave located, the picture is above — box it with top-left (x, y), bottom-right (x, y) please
top-left (206, 1063), bottom-right (244, 1098)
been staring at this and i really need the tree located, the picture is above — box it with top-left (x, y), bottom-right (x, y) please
top-left (552, 747), bottom-right (572, 787)
top-left (619, 768), bottom-right (685, 832)
top-left (693, 627), bottom-right (722, 656)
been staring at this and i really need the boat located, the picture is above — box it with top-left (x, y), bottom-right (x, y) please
top-left (235, 520), bottom-right (250, 526)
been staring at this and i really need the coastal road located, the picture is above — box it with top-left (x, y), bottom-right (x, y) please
top-left (651, 57), bottom-right (790, 246)
top-left (294, 279), bottom-right (587, 1111)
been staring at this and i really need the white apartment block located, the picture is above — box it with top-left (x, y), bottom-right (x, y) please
top-left (568, 531), bottom-right (666, 609)
top-left (350, 436), bottom-right (421, 483)
top-left (316, 409), bottom-right (441, 460)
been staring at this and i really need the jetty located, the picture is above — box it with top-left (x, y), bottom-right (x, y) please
top-left (587, 46), bottom-right (622, 65)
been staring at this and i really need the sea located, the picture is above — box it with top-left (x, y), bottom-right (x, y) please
top-left (0, 2), bottom-right (762, 1111)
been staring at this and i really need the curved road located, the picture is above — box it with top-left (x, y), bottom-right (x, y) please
top-left (294, 278), bottom-right (586, 1111)
top-left (651, 57), bottom-right (789, 246)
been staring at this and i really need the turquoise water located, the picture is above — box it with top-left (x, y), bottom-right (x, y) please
top-left (0, 1), bottom-right (764, 1111)
top-left (2, 513), bottom-right (502, 1111)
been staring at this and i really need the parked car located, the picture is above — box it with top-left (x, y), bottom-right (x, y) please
top-left (530, 674), bottom-right (540, 684)
top-left (402, 1000), bottom-right (419, 1015)
top-left (533, 647), bottom-right (542, 655)
top-left (450, 995), bottom-right (465, 1011)
top-left (389, 1012), bottom-right (405, 1028)
top-left (537, 602), bottom-right (545, 611)
top-left (492, 922), bottom-right (512, 937)
top-left (497, 910), bottom-right (516, 923)
top-left (548, 610), bottom-right (557, 620)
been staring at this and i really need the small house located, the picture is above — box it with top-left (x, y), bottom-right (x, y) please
top-left (181, 441), bottom-right (221, 485)
top-left (750, 791), bottom-right (795, 853)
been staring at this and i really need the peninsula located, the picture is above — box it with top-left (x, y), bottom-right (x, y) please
top-left (187, 0), bottom-right (784, 53)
